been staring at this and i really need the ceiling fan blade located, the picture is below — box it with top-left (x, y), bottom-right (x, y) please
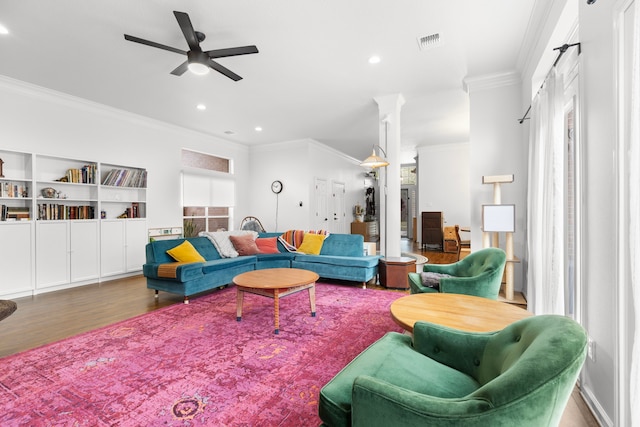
top-left (170, 61), bottom-right (189, 76)
top-left (124, 34), bottom-right (186, 55)
top-left (208, 59), bottom-right (242, 81)
top-left (173, 11), bottom-right (200, 51)
top-left (205, 45), bottom-right (259, 59)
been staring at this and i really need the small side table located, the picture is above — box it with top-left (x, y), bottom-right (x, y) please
top-left (378, 257), bottom-right (416, 290)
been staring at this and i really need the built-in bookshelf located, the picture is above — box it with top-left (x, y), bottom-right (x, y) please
top-left (100, 163), bottom-right (147, 220)
top-left (34, 155), bottom-right (98, 221)
top-left (0, 149), bottom-right (148, 298)
top-left (0, 149), bottom-right (33, 222)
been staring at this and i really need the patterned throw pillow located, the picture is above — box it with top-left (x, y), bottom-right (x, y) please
top-left (278, 229), bottom-right (330, 252)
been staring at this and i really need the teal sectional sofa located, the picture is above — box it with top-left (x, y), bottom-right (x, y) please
top-left (143, 232), bottom-right (380, 303)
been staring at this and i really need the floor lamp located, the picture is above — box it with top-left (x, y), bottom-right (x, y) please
top-left (360, 142), bottom-right (389, 256)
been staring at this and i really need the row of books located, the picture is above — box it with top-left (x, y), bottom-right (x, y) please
top-left (1, 205), bottom-right (30, 221)
top-left (101, 169), bottom-right (147, 188)
top-left (127, 202), bottom-right (145, 218)
top-left (65, 164), bottom-right (97, 184)
top-left (37, 204), bottom-right (95, 220)
top-left (0, 182), bottom-right (29, 198)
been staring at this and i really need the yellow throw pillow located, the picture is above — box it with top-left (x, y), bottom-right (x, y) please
top-left (166, 240), bottom-right (206, 263)
top-left (297, 233), bottom-right (326, 255)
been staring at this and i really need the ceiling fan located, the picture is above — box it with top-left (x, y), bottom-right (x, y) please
top-left (124, 11), bottom-right (258, 81)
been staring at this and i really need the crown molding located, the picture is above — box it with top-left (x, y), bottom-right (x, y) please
top-left (462, 71), bottom-right (521, 94)
top-left (0, 75), bottom-right (248, 153)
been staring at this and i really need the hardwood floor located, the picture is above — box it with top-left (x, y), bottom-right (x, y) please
top-left (0, 243), bottom-right (599, 426)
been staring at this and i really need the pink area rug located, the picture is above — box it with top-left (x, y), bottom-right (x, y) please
top-left (0, 283), bottom-right (403, 426)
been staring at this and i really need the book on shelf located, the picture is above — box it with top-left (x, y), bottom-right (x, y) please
top-left (37, 203), bottom-right (94, 220)
top-left (1, 182), bottom-right (28, 198)
top-left (65, 164), bottom-right (96, 184)
top-left (5, 206), bottom-right (30, 221)
top-left (101, 168), bottom-right (147, 188)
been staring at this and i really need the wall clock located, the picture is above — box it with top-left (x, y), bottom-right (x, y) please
top-left (271, 180), bottom-right (283, 194)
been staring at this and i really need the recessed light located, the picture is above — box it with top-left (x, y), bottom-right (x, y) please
top-left (255, 126), bottom-right (263, 132)
top-left (196, 104), bottom-right (206, 111)
top-left (0, 24), bottom-right (9, 35)
top-left (368, 55), bottom-right (381, 64)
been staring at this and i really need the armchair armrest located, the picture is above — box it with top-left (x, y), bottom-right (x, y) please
top-left (412, 321), bottom-right (494, 378)
top-left (351, 375), bottom-right (492, 427)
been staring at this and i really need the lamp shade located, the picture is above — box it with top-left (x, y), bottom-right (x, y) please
top-left (360, 148), bottom-right (389, 169)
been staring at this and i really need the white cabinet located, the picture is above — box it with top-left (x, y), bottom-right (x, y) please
top-left (36, 220), bottom-right (99, 290)
top-left (125, 219), bottom-right (147, 272)
top-left (101, 218), bottom-right (147, 277)
top-left (0, 222), bottom-right (33, 296)
top-left (0, 150), bottom-right (148, 298)
top-left (70, 221), bottom-right (100, 282)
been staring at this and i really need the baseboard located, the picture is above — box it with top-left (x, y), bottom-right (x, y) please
top-left (580, 384), bottom-right (613, 426)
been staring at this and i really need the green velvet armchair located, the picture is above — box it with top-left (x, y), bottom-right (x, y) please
top-left (319, 315), bottom-right (587, 427)
top-left (408, 247), bottom-right (506, 299)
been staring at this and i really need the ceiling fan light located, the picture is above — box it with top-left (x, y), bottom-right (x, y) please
top-left (188, 61), bottom-right (209, 75)
top-left (187, 50), bottom-right (210, 75)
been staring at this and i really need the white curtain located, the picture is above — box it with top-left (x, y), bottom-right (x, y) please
top-left (629, 1), bottom-right (640, 424)
top-left (526, 68), bottom-right (566, 315)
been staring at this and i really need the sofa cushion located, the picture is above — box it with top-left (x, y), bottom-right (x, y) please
top-left (229, 234), bottom-right (260, 255)
top-left (294, 254), bottom-right (379, 268)
top-left (201, 256), bottom-right (257, 274)
top-left (166, 240), bottom-right (206, 263)
top-left (320, 234), bottom-right (364, 257)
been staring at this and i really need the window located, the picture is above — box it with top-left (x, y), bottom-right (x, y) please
top-left (182, 150), bottom-right (234, 236)
top-left (400, 165), bottom-right (417, 185)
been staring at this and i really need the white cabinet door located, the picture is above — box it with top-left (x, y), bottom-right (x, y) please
top-left (36, 221), bottom-right (70, 289)
top-left (0, 223), bottom-right (33, 296)
top-left (100, 220), bottom-right (125, 277)
top-left (125, 219), bottom-right (147, 272)
top-left (70, 221), bottom-right (99, 282)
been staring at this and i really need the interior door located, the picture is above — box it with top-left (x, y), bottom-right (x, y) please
top-left (314, 178), bottom-right (329, 230)
top-left (331, 181), bottom-right (346, 234)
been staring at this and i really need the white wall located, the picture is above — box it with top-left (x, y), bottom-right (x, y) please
top-left (247, 139), bottom-right (365, 232)
top-left (416, 143), bottom-right (470, 231)
top-left (0, 77), bottom-right (252, 233)
top-left (0, 78), bottom-right (367, 240)
top-left (466, 77), bottom-right (528, 294)
top-left (575, 1), bottom-right (620, 423)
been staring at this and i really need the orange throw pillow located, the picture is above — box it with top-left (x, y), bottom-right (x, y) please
top-left (255, 237), bottom-right (280, 254)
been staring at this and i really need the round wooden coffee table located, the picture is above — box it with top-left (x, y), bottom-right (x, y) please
top-left (233, 268), bottom-right (319, 334)
top-left (390, 293), bottom-right (531, 333)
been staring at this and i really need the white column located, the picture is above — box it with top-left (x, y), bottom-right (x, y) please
top-left (374, 94), bottom-right (405, 258)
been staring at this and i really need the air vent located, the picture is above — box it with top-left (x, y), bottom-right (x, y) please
top-left (417, 33), bottom-right (442, 51)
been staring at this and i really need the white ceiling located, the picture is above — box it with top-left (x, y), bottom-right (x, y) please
top-left (0, 0), bottom-right (536, 161)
